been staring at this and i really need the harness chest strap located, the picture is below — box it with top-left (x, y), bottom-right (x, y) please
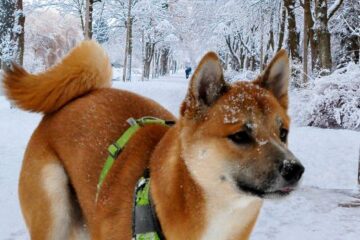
top-left (133, 172), bottom-right (165, 240)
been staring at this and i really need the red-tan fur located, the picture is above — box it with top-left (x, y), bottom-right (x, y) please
top-left (4, 40), bottom-right (294, 240)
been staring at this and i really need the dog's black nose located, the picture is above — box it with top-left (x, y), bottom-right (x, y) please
top-left (279, 160), bottom-right (304, 184)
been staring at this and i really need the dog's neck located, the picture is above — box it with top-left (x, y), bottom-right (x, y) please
top-left (150, 125), bottom-right (205, 239)
top-left (150, 125), bottom-right (262, 240)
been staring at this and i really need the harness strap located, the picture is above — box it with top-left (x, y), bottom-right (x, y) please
top-left (149, 192), bottom-right (166, 240)
top-left (96, 117), bottom-right (174, 201)
top-left (96, 116), bottom-right (173, 239)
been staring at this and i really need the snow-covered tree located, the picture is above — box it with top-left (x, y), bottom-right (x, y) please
top-left (331, 0), bottom-right (360, 66)
top-left (24, 9), bottom-right (82, 71)
top-left (0, 0), bottom-right (25, 67)
top-left (134, 0), bottom-right (177, 79)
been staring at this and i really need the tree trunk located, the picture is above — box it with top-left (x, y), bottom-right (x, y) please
top-left (358, 146), bottom-right (360, 185)
top-left (143, 41), bottom-right (155, 80)
top-left (141, 30), bottom-right (145, 81)
top-left (276, 3), bottom-right (286, 52)
top-left (78, 4), bottom-right (85, 34)
top-left (127, 17), bottom-right (133, 81)
top-left (143, 60), bottom-right (151, 80)
top-left (303, 0), bottom-right (319, 73)
top-left (260, 6), bottom-right (264, 71)
top-left (240, 49), bottom-right (245, 70)
top-left (250, 55), bottom-right (256, 71)
top-left (160, 48), bottom-right (170, 76)
top-left (173, 59), bottom-right (177, 73)
top-left (357, 38), bottom-right (360, 65)
top-left (0, 0), bottom-right (24, 66)
top-left (17, 0), bottom-right (25, 65)
top-left (84, 0), bottom-right (93, 39)
top-left (315, 0), bottom-right (332, 74)
top-left (151, 49), bottom-right (156, 78)
top-left (224, 53), bottom-right (228, 70)
top-left (303, 0), bottom-right (310, 85)
top-left (154, 50), bottom-right (161, 78)
top-left (9, 0), bottom-right (25, 65)
top-left (284, 0), bottom-right (301, 62)
top-left (173, 60), bottom-right (177, 73)
top-left (123, 0), bottom-right (132, 82)
top-left (225, 35), bottom-right (240, 71)
top-left (264, 8), bottom-right (275, 66)
top-left (123, 27), bottom-right (129, 82)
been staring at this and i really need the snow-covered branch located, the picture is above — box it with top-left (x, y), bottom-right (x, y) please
top-left (328, 0), bottom-right (344, 19)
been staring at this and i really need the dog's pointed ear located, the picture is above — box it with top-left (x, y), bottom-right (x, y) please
top-left (254, 49), bottom-right (290, 109)
top-left (180, 52), bottom-right (228, 119)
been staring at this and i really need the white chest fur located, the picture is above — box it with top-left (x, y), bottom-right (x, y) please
top-left (201, 195), bottom-right (262, 240)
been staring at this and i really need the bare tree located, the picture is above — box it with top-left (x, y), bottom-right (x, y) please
top-left (160, 47), bottom-right (170, 76)
top-left (263, 6), bottom-right (275, 66)
top-left (276, 3), bottom-right (286, 53)
top-left (300, 0), bottom-right (317, 72)
top-left (302, 0), bottom-right (310, 85)
top-left (14, 0), bottom-right (25, 65)
top-left (284, 0), bottom-right (301, 63)
top-left (301, 0), bottom-right (344, 74)
top-left (143, 40), bottom-right (155, 80)
top-left (84, 0), bottom-right (101, 39)
top-left (84, 0), bottom-right (91, 39)
top-left (336, 0), bottom-right (360, 65)
top-left (315, 0), bottom-right (332, 73)
top-left (123, 0), bottom-right (133, 82)
top-left (225, 34), bottom-right (241, 71)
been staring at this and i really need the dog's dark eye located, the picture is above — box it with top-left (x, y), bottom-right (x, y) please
top-left (228, 131), bottom-right (252, 145)
top-left (280, 128), bottom-right (288, 143)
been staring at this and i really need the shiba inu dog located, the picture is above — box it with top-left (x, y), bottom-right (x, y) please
top-left (4, 40), bottom-right (304, 240)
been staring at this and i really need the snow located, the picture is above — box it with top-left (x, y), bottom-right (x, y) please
top-left (0, 101), bottom-right (41, 240)
top-left (1, 72), bottom-right (360, 239)
top-left (290, 63), bottom-right (360, 130)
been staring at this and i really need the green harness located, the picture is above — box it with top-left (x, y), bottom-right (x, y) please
top-left (132, 170), bottom-right (165, 240)
top-left (96, 116), bottom-right (173, 240)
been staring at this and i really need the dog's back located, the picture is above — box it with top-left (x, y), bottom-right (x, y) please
top-left (4, 41), bottom-right (174, 239)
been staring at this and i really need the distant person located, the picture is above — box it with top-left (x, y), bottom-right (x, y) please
top-left (185, 66), bottom-right (192, 79)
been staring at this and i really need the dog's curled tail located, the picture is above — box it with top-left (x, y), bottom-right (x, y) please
top-left (3, 40), bottom-right (112, 114)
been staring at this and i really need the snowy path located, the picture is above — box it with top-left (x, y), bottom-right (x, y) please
top-left (0, 73), bottom-right (359, 239)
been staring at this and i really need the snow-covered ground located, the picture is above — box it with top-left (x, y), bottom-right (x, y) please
top-left (0, 73), bottom-right (359, 239)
